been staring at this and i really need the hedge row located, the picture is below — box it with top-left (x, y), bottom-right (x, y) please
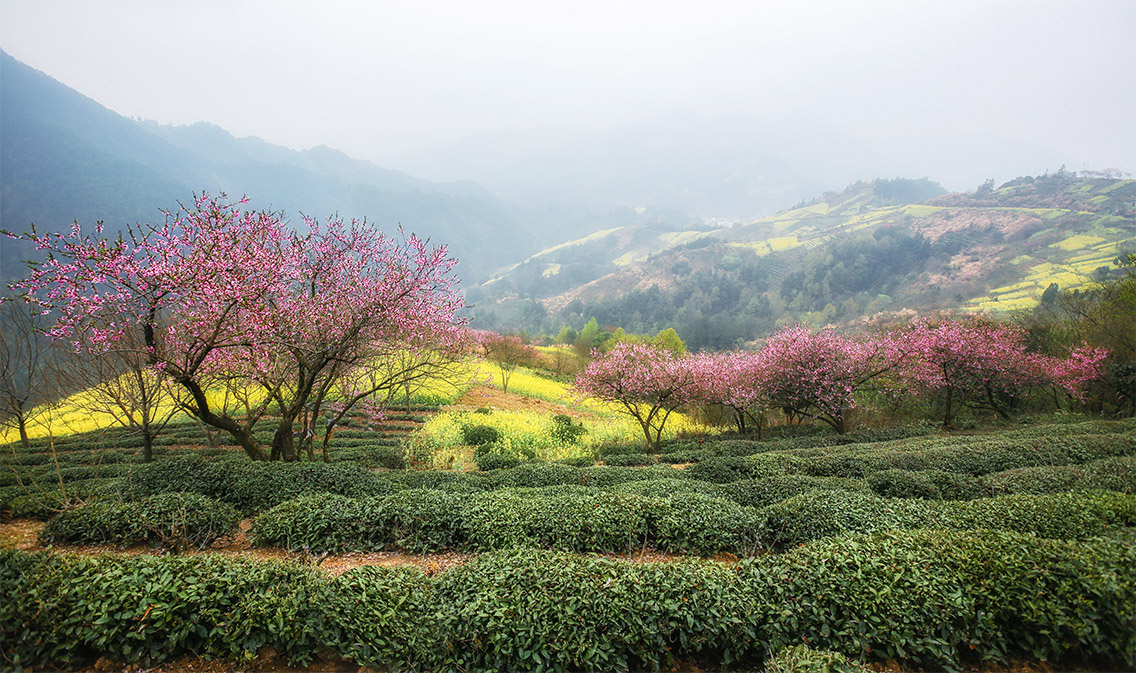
top-left (758, 490), bottom-right (1136, 550)
top-left (4, 530), bottom-right (1133, 671)
top-left (8, 452), bottom-right (1132, 532)
top-left (40, 492), bottom-right (241, 550)
top-left (251, 488), bottom-right (1134, 556)
top-left (784, 431), bottom-right (1136, 477)
top-left (0, 550), bottom-right (328, 670)
top-left (984, 456), bottom-right (1136, 496)
top-left (116, 456), bottom-right (401, 513)
top-left (251, 490), bottom-right (760, 556)
top-left (0, 478), bottom-right (117, 521)
top-left (6, 421), bottom-right (1133, 523)
top-left (683, 432), bottom-right (1136, 488)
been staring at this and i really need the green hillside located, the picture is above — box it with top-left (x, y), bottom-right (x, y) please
top-left (468, 175), bottom-right (1136, 348)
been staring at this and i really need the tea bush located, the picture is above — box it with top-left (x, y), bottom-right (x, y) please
top-left (461, 490), bottom-right (652, 553)
top-left (649, 492), bottom-right (759, 556)
top-left (324, 565), bottom-right (438, 672)
top-left (609, 478), bottom-right (726, 500)
top-left (984, 456), bottom-right (1136, 496)
top-left (721, 475), bottom-right (869, 508)
top-left (430, 548), bottom-right (755, 673)
top-left (461, 423), bottom-right (501, 446)
top-left (756, 490), bottom-right (1136, 549)
top-left (40, 492), bottom-right (240, 549)
top-left (741, 529), bottom-right (1136, 669)
top-left (4, 527), bottom-right (1134, 672)
top-left (251, 488), bottom-right (763, 556)
top-left (383, 469), bottom-right (490, 493)
top-left (475, 451), bottom-right (522, 471)
top-left (867, 469), bottom-right (986, 500)
top-left (250, 491), bottom-right (466, 553)
top-left (603, 453), bottom-right (657, 467)
top-left (0, 551), bottom-right (329, 669)
top-left (117, 456), bottom-right (398, 513)
top-left (685, 456), bottom-right (774, 483)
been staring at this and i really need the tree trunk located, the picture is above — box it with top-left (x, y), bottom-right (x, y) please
top-left (17, 416), bottom-right (30, 451)
top-left (984, 385), bottom-right (1012, 419)
top-left (271, 425), bottom-right (299, 462)
top-left (321, 425), bottom-right (334, 463)
top-left (638, 419), bottom-right (655, 452)
top-left (141, 431), bottom-right (154, 463)
top-left (175, 375), bottom-right (269, 460)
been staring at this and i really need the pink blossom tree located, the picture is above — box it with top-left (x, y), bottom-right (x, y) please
top-left (683, 350), bottom-right (771, 436)
top-left (573, 341), bottom-right (697, 451)
top-left (8, 194), bottom-right (464, 461)
top-left (894, 316), bottom-right (1107, 427)
top-left (754, 326), bottom-right (900, 434)
top-left (474, 330), bottom-right (538, 394)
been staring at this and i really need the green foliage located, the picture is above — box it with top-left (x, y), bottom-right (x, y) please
top-left (867, 469), bottom-right (986, 500)
top-left (649, 493), bottom-right (759, 556)
top-left (250, 486), bottom-right (768, 556)
top-left (0, 551), bottom-right (330, 669)
top-left (603, 453), bottom-right (657, 467)
top-left (609, 477), bottom-right (726, 500)
top-left (657, 448), bottom-right (712, 464)
top-left (756, 490), bottom-right (1136, 550)
top-left (476, 452), bottom-right (522, 471)
top-left (596, 441), bottom-right (646, 458)
top-left (431, 549), bottom-right (755, 673)
top-left (685, 456), bottom-right (773, 483)
top-left (384, 470), bottom-right (490, 494)
top-left (117, 455), bottom-right (398, 514)
top-left (721, 475), bottom-right (869, 508)
top-left (550, 414), bottom-right (587, 444)
top-left (460, 423), bottom-right (501, 446)
top-left (40, 492), bottom-right (240, 550)
top-left (462, 490), bottom-right (652, 553)
top-left (250, 491), bottom-right (466, 554)
top-left (324, 565), bottom-right (437, 672)
top-left (984, 456), bottom-right (1136, 496)
top-left (4, 526), bottom-right (1135, 671)
top-left (742, 529), bottom-right (1136, 668)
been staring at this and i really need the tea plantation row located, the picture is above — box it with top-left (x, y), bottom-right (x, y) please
top-left (4, 529), bottom-right (1133, 672)
top-left (40, 486), bottom-right (1134, 555)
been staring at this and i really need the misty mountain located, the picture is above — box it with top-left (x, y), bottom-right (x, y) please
top-left (0, 50), bottom-right (536, 283)
top-left (478, 112), bottom-right (829, 221)
top-left (384, 111), bottom-right (1076, 224)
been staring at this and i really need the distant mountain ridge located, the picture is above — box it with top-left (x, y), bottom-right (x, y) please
top-left (0, 49), bottom-right (536, 282)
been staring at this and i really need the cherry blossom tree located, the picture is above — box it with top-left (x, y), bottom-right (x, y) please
top-left (8, 194), bottom-right (464, 461)
top-left (683, 350), bottom-right (771, 435)
top-left (755, 326), bottom-right (900, 434)
top-left (475, 331), bottom-right (538, 394)
top-left (894, 316), bottom-right (1107, 427)
top-left (573, 341), bottom-right (697, 451)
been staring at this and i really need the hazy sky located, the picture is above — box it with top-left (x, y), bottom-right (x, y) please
top-left (2, 0), bottom-right (1133, 178)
